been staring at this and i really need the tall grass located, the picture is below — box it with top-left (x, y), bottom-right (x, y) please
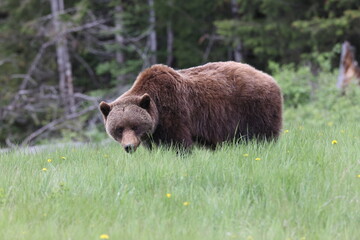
top-left (1, 120), bottom-right (359, 240)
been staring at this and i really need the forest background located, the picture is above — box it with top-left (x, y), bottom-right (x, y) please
top-left (0, 0), bottom-right (360, 147)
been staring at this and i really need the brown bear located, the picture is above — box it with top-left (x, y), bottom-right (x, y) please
top-left (99, 61), bottom-right (282, 153)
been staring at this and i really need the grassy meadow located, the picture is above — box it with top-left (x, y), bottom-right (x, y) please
top-left (1, 119), bottom-right (359, 240)
top-left (1, 65), bottom-right (360, 240)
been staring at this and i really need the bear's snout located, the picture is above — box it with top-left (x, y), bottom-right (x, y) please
top-left (121, 130), bottom-right (140, 153)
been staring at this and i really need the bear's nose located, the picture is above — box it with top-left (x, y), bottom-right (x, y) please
top-left (124, 144), bottom-right (135, 153)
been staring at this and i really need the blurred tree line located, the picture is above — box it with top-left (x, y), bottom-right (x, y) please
top-left (0, 0), bottom-right (359, 146)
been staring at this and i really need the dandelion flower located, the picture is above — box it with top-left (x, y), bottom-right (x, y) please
top-left (183, 201), bottom-right (190, 206)
top-left (255, 158), bottom-right (261, 161)
top-left (357, 175), bottom-right (360, 178)
top-left (243, 153), bottom-right (249, 157)
top-left (100, 234), bottom-right (110, 239)
top-left (166, 193), bottom-right (171, 198)
top-left (42, 168), bottom-right (47, 171)
top-left (284, 129), bottom-right (289, 133)
top-left (47, 159), bottom-right (52, 163)
top-left (61, 156), bottom-right (66, 160)
top-left (331, 140), bottom-right (338, 145)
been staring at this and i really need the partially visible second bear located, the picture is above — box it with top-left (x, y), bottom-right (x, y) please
top-left (99, 61), bottom-right (283, 153)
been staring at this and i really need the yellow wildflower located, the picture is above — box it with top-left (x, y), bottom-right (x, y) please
top-left (243, 153), bottom-right (249, 157)
top-left (331, 140), bottom-right (338, 145)
top-left (61, 156), bottom-right (66, 160)
top-left (284, 129), bottom-right (289, 133)
top-left (47, 159), bottom-right (52, 163)
top-left (255, 158), bottom-right (261, 161)
top-left (100, 234), bottom-right (110, 239)
top-left (327, 121), bottom-right (333, 127)
top-left (357, 175), bottom-right (360, 178)
top-left (42, 168), bottom-right (47, 171)
top-left (183, 201), bottom-right (190, 206)
top-left (166, 193), bottom-right (171, 198)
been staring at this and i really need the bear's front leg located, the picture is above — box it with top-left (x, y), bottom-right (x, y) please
top-left (168, 125), bottom-right (193, 151)
top-left (141, 139), bottom-right (153, 150)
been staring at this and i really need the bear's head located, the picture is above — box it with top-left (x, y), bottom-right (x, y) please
top-left (99, 94), bottom-right (158, 153)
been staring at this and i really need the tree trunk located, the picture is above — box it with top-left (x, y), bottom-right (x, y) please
top-left (50, 0), bottom-right (75, 114)
top-left (166, 21), bottom-right (174, 66)
top-left (337, 41), bottom-right (360, 93)
top-left (147, 0), bottom-right (157, 66)
top-left (231, 0), bottom-right (243, 62)
top-left (115, 4), bottom-right (126, 83)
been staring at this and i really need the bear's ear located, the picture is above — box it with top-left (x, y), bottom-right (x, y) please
top-left (99, 101), bottom-right (111, 118)
top-left (139, 93), bottom-right (151, 110)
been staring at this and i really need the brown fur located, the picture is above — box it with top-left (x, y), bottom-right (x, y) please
top-left (100, 61), bottom-right (283, 152)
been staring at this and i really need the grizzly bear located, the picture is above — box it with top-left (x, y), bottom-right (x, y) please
top-left (99, 61), bottom-right (282, 153)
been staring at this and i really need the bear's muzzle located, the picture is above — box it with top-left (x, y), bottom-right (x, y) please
top-left (121, 130), bottom-right (140, 153)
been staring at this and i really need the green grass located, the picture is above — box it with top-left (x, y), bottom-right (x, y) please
top-left (1, 122), bottom-right (359, 240)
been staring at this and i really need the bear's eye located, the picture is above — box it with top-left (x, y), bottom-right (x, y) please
top-left (116, 127), bottom-right (124, 135)
top-left (132, 126), bottom-right (138, 131)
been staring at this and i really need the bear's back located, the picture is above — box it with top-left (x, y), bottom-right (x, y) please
top-left (178, 61), bottom-right (275, 86)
